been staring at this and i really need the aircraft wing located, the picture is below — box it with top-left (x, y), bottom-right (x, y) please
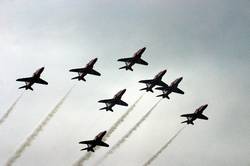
top-left (136, 59), bottom-right (148, 65)
top-left (180, 113), bottom-right (194, 118)
top-left (96, 141), bottom-right (109, 147)
top-left (156, 81), bottom-right (167, 87)
top-left (79, 140), bottom-right (95, 145)
top-left (139, 79), bottom-right (153, 84)
top-left (116, 100), bottom-right (128, 106)
top-left (117, 57), bottom-right (133, 62)
top-left (155, 85), bottom-right (170, 91)
top-left (87, 69), bottom-right (101, 76)
top-left (197, 114), bottom-right (208, 120)
top-left (98, 99), bottom-right (116, 104)
top-left (16, 77), bottom-right (33, 82)
top-left (69, 68), bottom-right (86, 73)
top-left (35, 78), bottom-right (48, 85)
top-left (172, 88), bottom-right (184, 94)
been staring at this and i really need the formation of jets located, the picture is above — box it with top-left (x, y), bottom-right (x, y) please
top-left (15, 47), bottom-right (209, 152)
top-left (69, 58), bottom-right (101, 81)
top-left (118, 47), bottom-right (148, 71)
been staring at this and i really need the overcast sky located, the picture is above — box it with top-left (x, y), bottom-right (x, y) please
top-left (0, 0), bottom-right (249, 166)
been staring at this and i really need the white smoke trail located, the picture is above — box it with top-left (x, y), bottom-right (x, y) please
top-left (142, 126), bottom-right (186, 166)
top-left (0, 93), bottom-right (23, 126)
top-left (73, 95), bottom-right (144, 166)
top-left (96, 99), bottom-right (162, 165)
top-left (5, 87), bottom-right (73, 166)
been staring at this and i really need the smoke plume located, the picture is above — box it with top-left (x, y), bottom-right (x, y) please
top-left (73, 95), bottom-right (144, 166)
top-left (142, 126), bottom-right (186, 166)
top-left (0, 93), bottom-right (23, 126)
top-left (6, 87), bottom-right (73, 166)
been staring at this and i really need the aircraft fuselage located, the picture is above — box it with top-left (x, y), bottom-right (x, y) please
top-left (26, 67), bottom-right (45, 88)
top-left (126, 47), bottom-right (146, 67)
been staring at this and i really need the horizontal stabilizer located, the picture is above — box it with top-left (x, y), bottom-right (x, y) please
top-left (181, 120), bottom-right (194, 125)
top-left (100, 107), bottom-right (113, 112)
top-left (140, 87), bottom-right (153, 93)
top-left (156, 94), bottom-right (170, 99)
top-left (19, 85), bottom-right (33, 91)
top-left (119, 66), bottom-right (133, 71)
top-left (71, 76), bottom-right (86, 81)
top-left (81, 148), bottom-right (94, 152)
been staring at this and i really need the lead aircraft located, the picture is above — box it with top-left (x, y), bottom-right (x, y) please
top-left (118, 47), bottom-right (148, 71)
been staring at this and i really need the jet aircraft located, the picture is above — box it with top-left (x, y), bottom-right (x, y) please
top-left (79, 131), bottom-right (109, 152)
top-left (139, 70), bottom-right (167, 92)
top-left (16, 67), bottom-right (48, 90)
top-left (155, 77), bottom-right (184, 99)
top-left (69, 58), bottom-right (101, 81)
top-left (118, 47), bottom-right (148, 71)
top-left (181, 104), bottom-right (208, 125)
top-left (98, 89), bottom-right (128, 112)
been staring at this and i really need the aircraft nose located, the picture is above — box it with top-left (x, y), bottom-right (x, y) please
top-left (122, 89), bottom-right (126, 93)
top-left (178, 77), bottom-right (183, 81)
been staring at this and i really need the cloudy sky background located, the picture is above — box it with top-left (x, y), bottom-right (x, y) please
top-left (0, 0), bottom-right (249, 165)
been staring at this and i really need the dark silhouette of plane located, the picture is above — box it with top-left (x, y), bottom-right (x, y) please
top-left (139, 70), bottom-right (167, 92)
top-left (98, 89), bottom-right (128, 112)
top-left (155, 77), bottom-right (184, 99)
top-left (118, 47), bottom-right (148, 71)
top-left (79, 131), bottom-right (109, 152)
top-left (69, 58), bottom-right (101, 81)
top-left (181, 104), bottom-right (208, 125)
top-left (16, 67), bottom-right (48, 90)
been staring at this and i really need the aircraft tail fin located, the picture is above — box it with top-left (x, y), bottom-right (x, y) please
top-left (71, 76), bottom-right (86, 81)
top-left (119, 66), bottom-right (133, 71)
top-left (19, 85), bottom-right (33, 91)
top-left (100, 107), bottom-right (113, 112)
top-left (140, 87), bottom-right (153, 93)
